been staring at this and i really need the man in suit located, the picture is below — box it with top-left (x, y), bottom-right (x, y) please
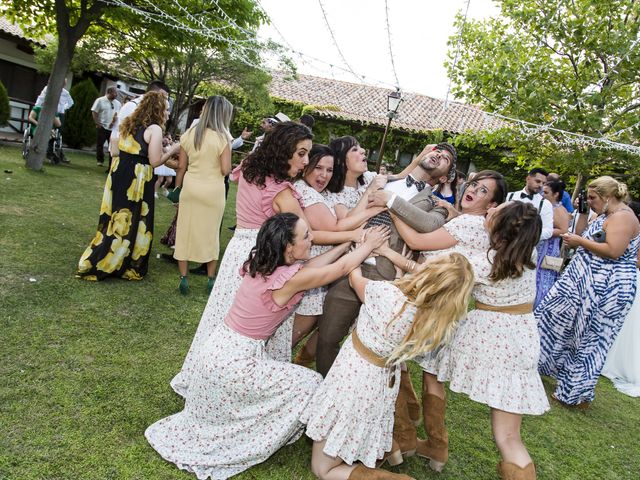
top-left (314, 142), bottom-right (456, 462)
top-left (316, 142), bottom-right (457, 376)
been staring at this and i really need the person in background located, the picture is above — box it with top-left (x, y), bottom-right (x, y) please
top-left (77, 91), bottom-right (179, 281)
top-left (299, 113), bottom-right (315, 131)
top-left (547, 173), bottom-right (574, 213)
top-left (379, 164), bottom-right (388, 175)
top-left (109, 80), bottom-right (171, 161)
top-left (92, 86), bottom-right (121, 169)
top-left (172, 96), bottom-right (233, 295)
top-left (534, 181), bottom-right (570, 307)
top-left (602, 200), bottom-right (640, 397)
top-left (433, 170), bottom-right (458, 205)
top-left (506, 167), bottom-right (553, 241)
top-left (35, 77), bottom-right (74, 115)
top-left (252, 112), bottom-right (290, 151)
top-left (537, 176), bottom-right (640, 408)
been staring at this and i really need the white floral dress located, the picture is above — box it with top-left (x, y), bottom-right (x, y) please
top-left (302, 281), bottom-right (416, 467)
top-left (146, 265), bottom-right (322, 480)
top-left (293, 179), bottom-right (336, 316)
top-left (325, 171), bottom-right (376, 210)
top-left (418, 213), bottom-right (549, 414)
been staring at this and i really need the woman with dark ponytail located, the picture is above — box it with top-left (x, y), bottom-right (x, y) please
top-left (421, 202), bottom-right (549, 480)
top-left (146, 213), bottom-right (390, 479)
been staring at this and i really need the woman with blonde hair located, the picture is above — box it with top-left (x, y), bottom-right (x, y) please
top-left (537, 175), bottom-right (640, 408)
top-left (77, 91), bottom-right (179, 281)
top-left (302, 252), bottom-right (474, 480)
top-left (171, 95), bottom-right (233, 294)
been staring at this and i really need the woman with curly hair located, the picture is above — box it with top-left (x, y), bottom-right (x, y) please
top-left (171, 122), bottom-right (364, 396)
top-left (146, 214), bottom-right (389, 479)
top-left (77, 91), bottom-right (179, 281)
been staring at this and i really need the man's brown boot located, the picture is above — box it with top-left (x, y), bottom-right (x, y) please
top-left (391, 374), bottom-right (418, 457)
top-left (497, 461), bottom-right (536, 480)
top-left (415, 393), bottom-right (448, 472)
top-left (400, 369), bottom-right (421, 426)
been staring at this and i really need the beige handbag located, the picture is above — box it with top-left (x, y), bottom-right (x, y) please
top-left (541, 242), bottom-right (567, 272)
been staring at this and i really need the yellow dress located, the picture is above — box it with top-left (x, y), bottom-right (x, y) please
top-left (173, 128), bottom-right (229, 263)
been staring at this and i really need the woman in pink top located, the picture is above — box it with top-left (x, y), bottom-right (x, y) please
top-left (171, 122), bottom-right (312, 395)
top-left (146, 213), bottom-right (390, 480)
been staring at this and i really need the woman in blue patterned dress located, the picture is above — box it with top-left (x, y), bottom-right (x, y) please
top-left (534, 181), bottom-right (570, 307)
top-left (536, 176), bottom-right (640, 407)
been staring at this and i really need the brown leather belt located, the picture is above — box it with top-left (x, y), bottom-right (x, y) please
top-left (351, 329), bottom-right (388, 368)
top-left (474, 300), bottom-right (533, 315)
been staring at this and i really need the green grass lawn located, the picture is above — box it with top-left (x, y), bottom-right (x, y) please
top-left (0, 144), bottom-right (638, 479)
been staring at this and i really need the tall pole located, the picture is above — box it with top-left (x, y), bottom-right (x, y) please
top-left (375, 114), bottom-right (393, 173)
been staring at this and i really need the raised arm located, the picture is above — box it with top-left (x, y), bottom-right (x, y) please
top-left (392, 214), bottom-right (457, 251)
top-left (348, 266), bottom-right (369, 302)
top-left (272, 227), bottom-right (390, 305)
top-left (274, 189), bottom-right (365, 245)
top-left (304, 202), bottom-right (384, 232)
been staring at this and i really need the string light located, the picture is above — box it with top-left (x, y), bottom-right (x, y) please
top-left (383, 0), bottom-right (400, 88)
top-left (317, 0), bottom-right (362, 82)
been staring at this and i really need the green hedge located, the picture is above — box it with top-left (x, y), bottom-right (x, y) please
top-left (0, 80), bottom-right (9, 126)
top-left (62, 79), bottom-right (99, 148)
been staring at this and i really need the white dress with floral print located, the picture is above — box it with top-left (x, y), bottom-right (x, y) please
top-left (301, 281), bottom-right (416, 467)
top-left (294, 179), bottom-right (336, 316)
top-left (325, 171), bottom-right (376, 210)
top-left (419, 214), bottom-right (549, 415)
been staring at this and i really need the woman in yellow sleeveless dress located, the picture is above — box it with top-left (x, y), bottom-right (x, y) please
top-left (173, 96), bottom-right (233, 294)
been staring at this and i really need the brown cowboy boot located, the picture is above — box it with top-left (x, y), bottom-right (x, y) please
top-left (391, 374), bottom-right (418, 458)
top-left (400, 369), bottom-right (421, 426)
top-left (415, 393), bottom-right (448, 472)
top-left (497, 461), bottom-right (536, 480)
top-left (348, 464), bottom-right (416, 480)
top-left (292, 343), bottom-right (315, 367)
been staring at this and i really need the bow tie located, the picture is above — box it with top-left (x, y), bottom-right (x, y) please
top-left (406, 176), bottom-right (426, 192)
top-left (520, 192), bottom-right (534, 200)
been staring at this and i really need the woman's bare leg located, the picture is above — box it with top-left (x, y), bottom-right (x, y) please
top-left (491, 408), bottom-right (532, 468)
top-left (311, 440), bottom-right (356, 480)
top-left (292, 313), bottom-right (318, 347)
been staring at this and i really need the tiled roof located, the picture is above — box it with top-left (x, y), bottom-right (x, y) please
top-left (268, 70), bottom-right (507, 134)
top-left (0, 17), bottom-right (46, 46)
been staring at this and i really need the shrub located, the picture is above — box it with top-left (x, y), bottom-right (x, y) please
top-left (0, 80), bottom-right (9, 126)
top-left (62, 79), bottom-right (99, 148)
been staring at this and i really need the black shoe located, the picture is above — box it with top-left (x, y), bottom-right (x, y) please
top-left (159, 253), bottom-right (177, 264)
top-left (189, 264), bottom-right (208, 275)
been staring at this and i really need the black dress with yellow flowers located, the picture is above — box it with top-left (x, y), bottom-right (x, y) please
top-left (77, 126), bottom-right (156, 281)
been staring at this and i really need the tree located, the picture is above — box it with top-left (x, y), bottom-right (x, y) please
top-left (447, 0), bottom-right (640, 194)
top-left (3, 0), bottom-right (109, 170)
top-left (0, 80), bottom-right (9, 126)
top-left (62, 79), bottom-right (99, 148)
top-left (2, 0), bottom-right (268, 170)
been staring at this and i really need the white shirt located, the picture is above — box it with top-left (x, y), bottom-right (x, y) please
top-left (385, 176), bottom-right (422, 208)
top-left (109, 97), bottom-right (141, 140)
top-left (91, 96), bottom-right (121, 130)
top-left (507, 189), bottom-right (554, 241)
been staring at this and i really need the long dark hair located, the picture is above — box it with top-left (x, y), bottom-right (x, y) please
top-left (243, 213), bottom-right (299, 277)
top-left (488, 202), bottom-right (541, 281)
top-left (467, 169), bottom-right (508, 205)
top-left (299, 144), bottom-right (337, 190)
top-left (242, 122), bottom-right (313, 187)
top-left (328, 135), bottom-right (360, 191)
top-left (545, 180), bottom-right (565, 203)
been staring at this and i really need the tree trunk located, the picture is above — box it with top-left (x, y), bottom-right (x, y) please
top-left (572, 172), bottom-right (588, 200)
top-left (26, 40), bottom-right (73, 171)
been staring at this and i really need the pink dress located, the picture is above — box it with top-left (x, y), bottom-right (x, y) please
top-left (171, 169), bottom-right (303, 396)
top-left (147, 264), bottom-right (322, 480)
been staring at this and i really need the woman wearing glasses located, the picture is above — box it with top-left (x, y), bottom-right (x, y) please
top-left (374, 170), bottom-right (507, 470)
